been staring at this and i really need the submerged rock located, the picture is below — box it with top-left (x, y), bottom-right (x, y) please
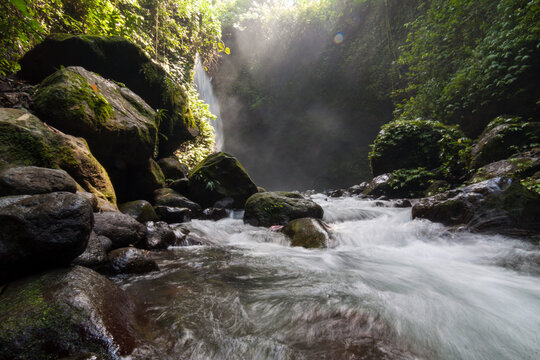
top-left (188, 152), bottom-right (258, 208)
top-left (0, 166), bottom-right (77, 196)
top-left (119, 200), bottom-right (159, 223)
top-left (33, 66), bottom-right (160, 201)
top-left (470, 116), bottom-right (540, 169)
top-left (18, 34), bottom-right (197, 156)
top-left (244, 191), bottom-right (323, 227)
top-left (0, 192), bottom-right (93, 282)
top-left (412, 177), bottom-right (540, 237)
top-left (108, 247), bottom-right (159, 274)
top-left (0, 266), bottom-right (147, 359)
top-left (282, 218), bottom-right (331, 248)
top-left (93, 212), bottom-right (146, 249)
top-left (0, 108), bottom-right (116, 205)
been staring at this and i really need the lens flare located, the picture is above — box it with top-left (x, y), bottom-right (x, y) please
top-left (333, 32), bottom-right (344, 44)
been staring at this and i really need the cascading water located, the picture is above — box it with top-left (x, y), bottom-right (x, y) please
top-left (194, 54), bottom-right (224, 150)
top-left (115, 196), bottom-right (540, 360)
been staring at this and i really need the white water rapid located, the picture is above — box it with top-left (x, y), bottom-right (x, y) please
top-left (193, 55), bottom-right (224, 150)
top-left (116, 196), bottom-right (540, 360)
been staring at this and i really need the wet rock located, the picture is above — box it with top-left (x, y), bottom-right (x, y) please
top-left (200, 207), bottom-right (230, 221)
top-left (154, 188), bottom-right (201, 213)
top-left (169, 178), bottom-right (189, 195)
top-left (328, 189), bottom-right (346, 197)
top-left (93, 212), bottom-right (146, 249)
top-left (470, 116), bottom-right (540, 169)
top-left (32, 66), bottom-right (159, 201)
top-left (0, 192), bottom-right (93, 282)
top-left (470, 154), bottom-right (540, 183)
top-left (412, 177), bottom-right (540, 236)
top-left (18, 34), bottom-right (197, 156)
top-left (154, 206), bottom-right (191, 223)
top-left (244, 191), bottom-right (323, 227)
top-left (158, 157), bottom-right (188, 180)
top-left (119, 200), bottom-right (159, 223)
top-left (141, 221), bottom-right (176, 250)
top-left (0, 108), bottom-right (116, 205)
top-left (188, 152), bottom-right (258, 208)
top-left (72, 232), bottom-right (112, 268)
top-left (0, 266), bottom-right (147, 359)
top-left (282, 218), bottom-right (331, 248)
top-left (348, 182), bottom-right (368, 195)
top-left (393, 199), bottom-right (412, 208)
top-left (424, 180), bottom-right (451, 197)
top-left (0, 166), bottom-right (77, 196)
top-left (108, 247), bottom-right (159, 274)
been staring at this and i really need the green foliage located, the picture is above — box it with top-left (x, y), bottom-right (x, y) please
top-left (388, 167), bottom-right (436, 198)
top-left (395, 0), bottom-right (540, 135)
top-left (174, 83), bottom-right (216, 170)
top-left (1, 0), bottom-right (223, 78)
top-left (520, 176), bottom-right (540, 195)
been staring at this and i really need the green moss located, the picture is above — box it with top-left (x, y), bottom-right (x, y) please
top-left (0, 123), bottom-right (54, 167)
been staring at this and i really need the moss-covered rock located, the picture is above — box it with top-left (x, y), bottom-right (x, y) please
top-left (470, 154), bottom-right (540, 184)
top-left (158, 157), bottom-right (188, 180)
top-left (412, 177), bottom-right (540, 237)
top-left (0, 108), bottom-right (116, 205)
top-left (282, 218), bottom-right (331, 249)
top-left (363, 168), bottom-right (436, 199)
top-left (19, 34), bottom-right (197, 156)
top-left (244, 192), bottom-right (323, 227)
top-left (369, 119), bottom-right (469, 177)
top-left (0, 266), bottom-right (148, 360)
top-left (118, 200), bottom-right (159, 223)
top-left (188, 152), bottom-right (258, 208)
top-left (470, 116), bottom-right (540, 169)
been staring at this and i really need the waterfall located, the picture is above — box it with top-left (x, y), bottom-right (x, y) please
top-left (194, 54), bottom-right (224, 150)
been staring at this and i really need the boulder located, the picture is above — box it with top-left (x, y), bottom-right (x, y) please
top-left (348, 182), bottom-right (368, 195)
top-left (72, 232), bottom-right (112, 268)
top-left (158, 157), bottom-right (188, 180)
top-left (169, 178), bottom-right (190, 194)
top-left (18, 34), bottom-right (197, 156)
top-left (33, 66), bottom-right (161, 201)
top-left (0, 192), bottom-right (93, 282)
top-left (412, 177), bottom-right (540, 236)
top-left (369, 119), bottom-right (467, 176)
top-left (0, 266), bottom-right (147, 359)
top-left (108, 247), bottom-right (159, 274)
top-left (0, 166), bottom-right (77, 196)
top-left (363, 168), bottom-right (435, 199)
top-left (93, 212), bottom-right (146, 249)
top-left (141, 221), bottom-right (176, 250)
top-left (119, 200), bottom-right (159, 223)
top-left (76, 190), bottom-right (99, 212)
top-left (470, 116), bottom-right (540, 169)
top-left (282, 218), bottom-right (331, 249)
top-left (200, 207), bottom-right (230, 221)
top-left (0, 108), bottom-right (116, 205)
top-left (244, 192), bottom-right (324, 227)
top-left (188, 152), bottom-right (258, 208)
top-left (470, 154), bottom-right (540, 183)
top-left (424, 180), bottom-right (451, 197)
top-left (154, 188), bottom-right (201, 213)
top-left (154, 206), bottom-right (192, 224)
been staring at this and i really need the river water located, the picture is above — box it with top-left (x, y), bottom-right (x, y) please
top-left (116, 195), bottom-right (540, 360)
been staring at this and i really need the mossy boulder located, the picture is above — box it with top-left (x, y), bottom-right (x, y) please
top-left (412, 177), bottom-right (540, 237)
top-left (470, 153), bottom-right (540, 184)
top-left (0, 108), bottom-right (116, 205)
top-left (188, 152), bottom-right (258, 208)
top-left (470, 116), bottom-right (540, 169)
top-left (0, 266), bottom-right (148, 359)
top-left (244, 192), bottom-right (324, 227)
top-left (118, 200), bottom-right (159, 223)
top-left (33, 66), bottom-right (161, 201)
top-left (369, 119), bottom-right (468, 177)
top-left (282, 218), bottom-right (331, 249)
top-left (19, 34), bottom-right (197, 156)
top-left (363, 168), bottom-right (436, 199)
top-left (158, 157), bottom-right (188, 180)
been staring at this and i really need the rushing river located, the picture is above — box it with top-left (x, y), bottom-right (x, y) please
top-left (116, 195), bottom-right (540, 360)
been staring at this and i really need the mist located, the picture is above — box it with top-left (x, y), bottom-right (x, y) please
top-left (212, 0), bottom-right (418, 190)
